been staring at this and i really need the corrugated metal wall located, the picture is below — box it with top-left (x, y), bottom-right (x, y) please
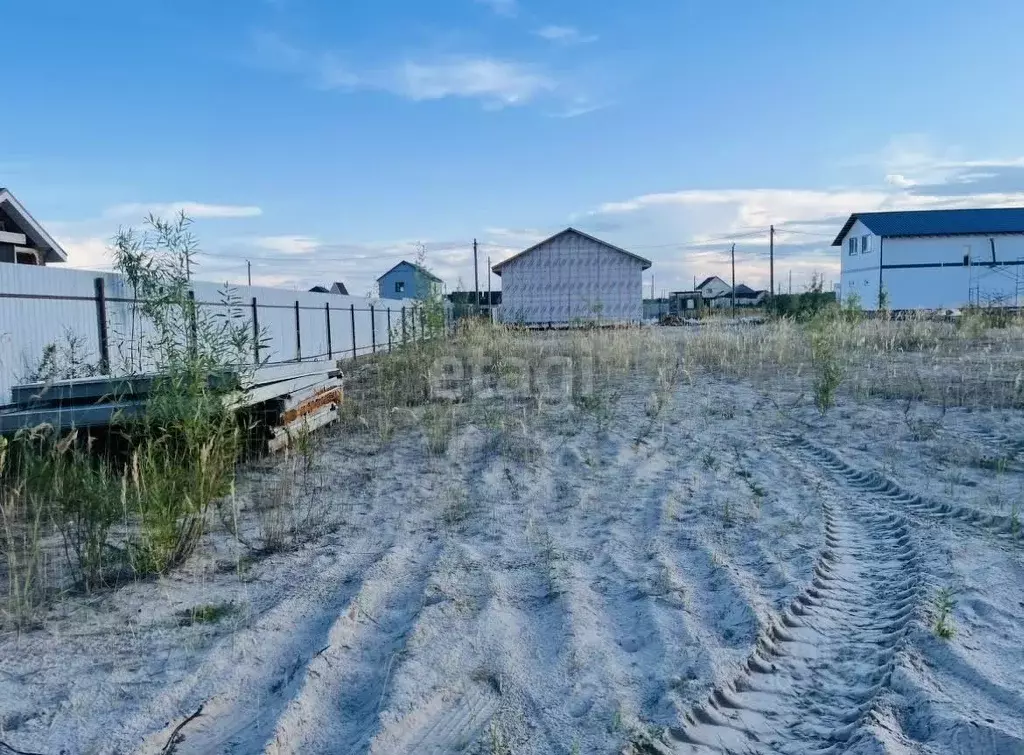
top-left (0, 264), bottom-right (424, 404)
top-left (496, 232), bottom-right (644, 324)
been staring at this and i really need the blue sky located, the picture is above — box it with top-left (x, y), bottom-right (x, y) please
top-left (4, 0), bottom-right (1024, 295)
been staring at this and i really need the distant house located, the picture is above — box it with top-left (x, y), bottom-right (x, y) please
top-left (0, 188), bottom-right (67, 266)
top-left (835, 207), bottom-right (1024, 310)
top-left (695, 276), bottom-right (731, 300)
top-left (643, 297), bottom-right (671, 320)
top-left (492, 227), bottom-right (651, 325)
top-left (447, 291), bottom-right (502, 320)
top-left (669, 291), bottom-right (704, 315)
top-left (309, 281), bottom-right (351, 295)
top-left (732, 283), bottom-right (768, 307)
top-left (377, 260), bottom-right (442, 301)
top-left (705, 283), bottom-right (769, 308)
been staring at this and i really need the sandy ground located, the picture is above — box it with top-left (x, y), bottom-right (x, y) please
top-left (2, 338), bottom-right (1024, 754)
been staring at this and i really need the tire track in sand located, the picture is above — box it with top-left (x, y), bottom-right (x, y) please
top-left (264, 535), bottom-right (444, 754)
top-left (793, 436), bottom-right (1022, 539)
top-left (559, 440), bottom-right (715, 729)
top-left (366, 541), bottom-right (501, 755)
top-left (648, 441), bottom-right (922, 755)
top-left (139, 545), bottom-right (392, 755)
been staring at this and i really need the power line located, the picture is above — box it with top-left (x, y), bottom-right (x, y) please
top-left (772, 227), bottom-right (838, 238)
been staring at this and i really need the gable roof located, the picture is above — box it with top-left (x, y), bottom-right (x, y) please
top-left (309, 285), bottom-right (330, 293)
top-left (330, 281), bottom-right (349, 295)
top-left (695, 276), bottom-right (727, 290)
top-left (733, 283), bottom-right (756, 295)
top-left (491, 227), bottom-right (652, 276)
top-left (832, 207), bottom-right (1024, 246)
top-left (0, 188), bottom-right (68, 263)
top-left (376, 260), bottom-right (442, 283)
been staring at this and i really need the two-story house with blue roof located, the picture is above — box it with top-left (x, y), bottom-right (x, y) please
top-left (834, 207), bottom-right (1024, 310)
top-left (377, 260), bottom-right (443, 301)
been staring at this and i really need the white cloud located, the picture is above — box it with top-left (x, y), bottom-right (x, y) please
top-left (253, 235), bottom-right (322, 255)
top-left (395, 58), bottom-right (552, 105)
top-left (59, 236), bottom-right (114, 271)
top-left (105, 202), bottom-right (263, 220)
top-left (551, 95), bottom-right (609, 118)
top-left (474, 0), bottom-right (517, 17)
top-left (535, 25), bottom-right (598, 44)
top-left (251, 32), bottom-right (563, 110)
top-left (885, 174), bottom-right (916, 188)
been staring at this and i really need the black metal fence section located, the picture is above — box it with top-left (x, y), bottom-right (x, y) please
top-left (2, 278), bottom-right (433, 375)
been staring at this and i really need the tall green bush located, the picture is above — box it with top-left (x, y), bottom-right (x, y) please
top-left (113, 213), bottom-right (258, 573)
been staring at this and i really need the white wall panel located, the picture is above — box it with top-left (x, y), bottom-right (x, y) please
top-left (497, 232), bottom-right (644, 324)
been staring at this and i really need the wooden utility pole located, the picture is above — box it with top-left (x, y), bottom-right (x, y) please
top-left (789, 269), bottom-right (793, 294)
top-left (730, 243), bottom-right (736, 317)
top-left (247, 259), bottom-right (252, 287)
top-left (473, 239), bottom-right (480, 316)
top-left (769, 225), bottom-right (775, 310)
top-left (487, 255), bottom-right (492, 320)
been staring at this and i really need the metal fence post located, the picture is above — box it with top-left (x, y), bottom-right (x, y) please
top-left (294, 300), bottom-right (301, 361)
top-left (350, 303), bottom-right (357, 359)
top-left (325, 302), bottom-right (333, 359)
top-left (387, 307), bottom-right (392, 351)
top-left (93, 277), bottom-right (110, 374)
top-left (251, 296), bottom-right (261, 364)
top-left (187, 289), bottom-right (198, 359)
top-left (370, 303), bottom-right (376, 354)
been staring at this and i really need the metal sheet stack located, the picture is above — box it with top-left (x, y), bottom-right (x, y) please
top-left (0, 361), bottom-right (344, 452)
top-left (240, 362), bottom-right (344, 452)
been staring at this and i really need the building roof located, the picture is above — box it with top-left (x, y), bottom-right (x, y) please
top-left (832, 207), bottom-right (1024, 246)
top-left (733, 283), bottom-right (757, 295)
top-left (330, 281), bottom-right (349, 295)
top-left (491, 227), bottom-right (652, 276)
top-left (0, 188), bottom-right (68, 263)
top-left (309, 285), bottom-right (330, 293)
top-left (376, 260), bottom-right (442, 283)
top-left (695, 276), bottom-right (727, 290)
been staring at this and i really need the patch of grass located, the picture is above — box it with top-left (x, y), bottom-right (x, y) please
top-left (932, 587), bottom-right (957, 639)
top-left (422, 403), bottom-right (456, 456)
top-left (809, 324), bottom-right (843, 415)
top-left (441, 484), bottom-right (472, 528)
top-left (177, 601), bottom-right (237, 626)
top-left (487, 721), bottom-right (511, 755)
top-left (251, 459), bottom-right (332, 554)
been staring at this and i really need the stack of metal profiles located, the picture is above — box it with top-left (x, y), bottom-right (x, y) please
top-left (0, 361), bottom-right (344, 452)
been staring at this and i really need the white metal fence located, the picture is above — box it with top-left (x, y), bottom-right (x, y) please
top-left (0, 264), bottom-right (431, 405)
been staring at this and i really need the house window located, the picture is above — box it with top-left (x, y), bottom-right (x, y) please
top-left (861, 235), bottom-right (871, 253)
top-left (963, 245), bottom-right (971, 266)
top-left (395, 281), bottom-right (406, 294)
top-left (848, 238), bottom-right (857, 256)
